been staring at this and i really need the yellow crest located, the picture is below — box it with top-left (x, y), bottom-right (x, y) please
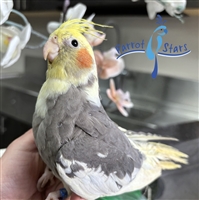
top-left (58, 18), bottom-right (112, 39)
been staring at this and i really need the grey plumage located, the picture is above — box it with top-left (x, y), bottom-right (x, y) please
top-left (33, 84), bottom-right (143, 198)
top-left (34, 19), bottom-right (189, 199)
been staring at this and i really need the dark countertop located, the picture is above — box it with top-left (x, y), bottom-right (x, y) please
top-left (0, 66), bottom-right (198, 199)
top-left (156, 138), bottom-right (199, 200)
top-left (135, 121), bottom-right (199, 142)
top-left (136, 121), bottom-right (199, 200)
top-left (0, 99), bottom-right (198, 199)
top-left (0, 77), bottom-right (42, 97)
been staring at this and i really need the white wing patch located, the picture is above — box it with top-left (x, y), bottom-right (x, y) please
top-left (97, 152), bottom-right (108, 158)
top-left (59, 155), bottom-right (73, 174)
top-left (56, 157), bottom-right (139, 200)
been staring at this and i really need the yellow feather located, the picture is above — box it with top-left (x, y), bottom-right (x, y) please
top-left (45, 19), bottom-right (112, 86)
top-left (35, 79), bottom-right (71, 118)
top-left (120, 126), bottom-right (188, 169)
top-left (130, 140), bottom-right (188, 170)
top-left (58, 18), bottom-right (112, 39)
top-left (158, 161), bottom-right (182, 170)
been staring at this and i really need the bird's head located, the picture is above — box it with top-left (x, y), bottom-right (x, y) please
top-left (43, 19), bottom-right (109, 86)
top-left (153, 25), bottom-right (168, 36)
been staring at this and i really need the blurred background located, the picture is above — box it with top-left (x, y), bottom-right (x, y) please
top-left (11, 0), bottom-right (199, 13)
top-left (0, 0), bottom-right (198, 199)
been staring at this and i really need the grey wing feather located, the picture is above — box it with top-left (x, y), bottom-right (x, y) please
top-left (33, 85), bottom-right (84, 173)
top-left (33, 85), bottom-right (143, 197)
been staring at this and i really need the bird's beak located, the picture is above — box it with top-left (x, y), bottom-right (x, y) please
top-left (43, 36), bottom-right (59, 62)
top-left (164, 29), bottom-right (168, 34)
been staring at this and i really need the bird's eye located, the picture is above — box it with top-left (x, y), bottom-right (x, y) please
top-left (71, 39), bottom-right (78, 47)
top-left (161, 29), bottom-right (163, 31)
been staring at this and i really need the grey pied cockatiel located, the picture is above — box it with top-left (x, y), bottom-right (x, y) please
top-left (33, 19), bottom-right (188, 200)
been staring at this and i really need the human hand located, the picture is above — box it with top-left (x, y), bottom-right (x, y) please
top-left (0, 129), bottom-right (62, 199)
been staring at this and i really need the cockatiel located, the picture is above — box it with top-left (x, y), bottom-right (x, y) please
top-left (33, 19), bottom-right (188, 200)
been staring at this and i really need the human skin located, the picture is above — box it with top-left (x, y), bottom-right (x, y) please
top-left (0, 129), bottom-right (83, 200)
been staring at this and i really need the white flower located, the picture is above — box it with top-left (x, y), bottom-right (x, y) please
top-left (164, 1), bottom-right (187, 17)
top-left (145, 0), bottom-right (187, 20)
top-left (0, 23), bottom-right (31, 68)
top-left (145, 0), bottom-right (164, 20)
top-left (0, 0), bottom-right (13, 25)
top-left (47, 3), bottom-right (105, 47)
top-left (47, 3), bottom-right (87, 34)
top-left (66, 2), bottom-right (86, 20)
top-left (94, 48), bottom-right (125, 79)
top-left (83, 13), bottom-right (106, 47)
top-left (106, 79), bottom-right (133, 117)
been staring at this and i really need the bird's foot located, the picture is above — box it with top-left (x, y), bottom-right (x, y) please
top-left (37, 166), bottom-right (55, 191)
top-left (46, 188), bottom-right (68, 200)
top-left (45, 190), bottom-right (60, 200)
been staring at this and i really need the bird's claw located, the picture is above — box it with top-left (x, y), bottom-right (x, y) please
top-left (37, 166), bottom-right (55, 191)
top-left (46, 188), bottom-right (68, 200)
top-left (45, 190), bottom-right (60, 200)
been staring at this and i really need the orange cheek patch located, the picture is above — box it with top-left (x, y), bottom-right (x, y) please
top-left (76, 48), bottom-right (93, 69)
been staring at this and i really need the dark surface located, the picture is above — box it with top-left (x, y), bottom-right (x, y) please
top-left (13, 0), bottom-right (199, 12)
top-left (135, 121), bottom-right (199, 143)
top-left (156, 138), bottom-right (199, 200)
top-left (137, 121), bottom-right (199, 200)
top-left (0, 103), bottom-right (198, 199)
top-left (0, 114), bottom-right (31, 148)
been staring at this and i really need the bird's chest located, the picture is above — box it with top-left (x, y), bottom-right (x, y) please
top-left (34, 85), bottom-right (85, 153)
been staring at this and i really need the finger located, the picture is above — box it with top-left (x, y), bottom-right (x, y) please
top-left (14, 129), bottom-right (37, 152)
top-left (3, 129), bottom-right (35, 158)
